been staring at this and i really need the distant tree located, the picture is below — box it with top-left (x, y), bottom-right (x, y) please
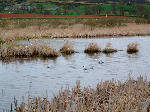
top-left (36, 4), bottom-right (44, 13)
top-left (120, 5), bottom-right (124, 16)
top-left (112, 4), bottom-right (117, 15)
top-left (85, 6), bottom-right (93, 15)
top-left (94, 5), bottom-right (102, 15)
top-left (16, 0), bottom-right (27, 3)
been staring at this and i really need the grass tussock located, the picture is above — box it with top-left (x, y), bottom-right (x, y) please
top-left (60, 41), bottom-right (75, 55)
top-left (84, 43), bottom-right (101, 53)
top-left (14, 76), bottom-right (150, 112)
top-left (16, 37), bottom-right (29, 41)
top-left (102, 42), bottom-right (117, 54)
top-left (127, 42), bottom-right (139, 54)
top-left (0, 40), bottom-right (5, 46)
top-left (0, 44), bottom-right (59, 59)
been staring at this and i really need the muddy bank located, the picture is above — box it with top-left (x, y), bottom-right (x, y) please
top-left (1, 23), bottom-right (150, 42)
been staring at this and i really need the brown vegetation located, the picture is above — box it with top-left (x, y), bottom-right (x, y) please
top-left (127, 42), bottom-right (139, 54)
top-left (0, 44), bottom-right (59, 59)
top-left (1, 17), bottom-right (150, 43)
top-left (102, 43), bottom-right (117, 54)
top-left (14, 76), bottom-right (150, 112)
top-left (60, 41), bottom-right (75, 55)
top-left (84, 43), bottom-right (101, 53)
top-left (0, 18), bottom-right (150, 42)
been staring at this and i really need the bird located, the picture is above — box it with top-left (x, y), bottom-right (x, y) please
top-left (90, 66), bottom-right (94, 69)
top-left (83, 66), bottom-right (88, 70)
top-left (94, 59), bottom-right (104, 64)
top-left (98, 60), bottom-right (104, 64)
top-left (47, 66), bottom-right (50, 68)
top-left (27, 38), bottom-right (32, 45)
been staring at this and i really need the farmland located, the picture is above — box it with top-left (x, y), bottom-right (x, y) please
top-left (0, 1), bottom-right (150, 17)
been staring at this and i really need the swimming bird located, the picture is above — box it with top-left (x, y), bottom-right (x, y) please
top-left (98, 60), bottom-right (104, 64)
top-left (27, 38), bottom-right (32, 45)
top-left (90, 66), bottom-right (94, 69)
top-left (94, 59), bottom-right (104, 64)
top-left (83, 66), bottom-right (88, 70)
top-left (47, 66), bottom-right (50, 68)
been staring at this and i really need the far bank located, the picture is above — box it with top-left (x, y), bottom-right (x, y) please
top-left (0, 18), bottom-right (150, 43)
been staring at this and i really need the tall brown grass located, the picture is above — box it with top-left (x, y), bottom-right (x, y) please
top-left (60, 41), bottom-right (75, 55)
top-left (14, 76), bottom-right (150, 112)
top-left (1, 18), bottom-right (150, 42)
top-left (84, 43), bottom-right (101, 53)
top-left (0, 44), bottom-right (59, 59)
top-left (1, 22), bottom-right (150, 42)
top-left (127, 42), bottom-right (139, 54)
top-left (102, 42), bottom-right (117, 54)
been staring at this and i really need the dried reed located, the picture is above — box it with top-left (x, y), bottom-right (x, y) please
top-left (1, 23), bottom-right (150, 42)
top-left (127, 42), bottom-right (139, 53)
top-left (14, 76), bottom-right (150, 112)
top-left (60, 41), bottom-right (75, 55)
top-left (0, 44), bottom-right (59, 59)
top-left (84, 43), bottom-right (101, 53)
top-left (102, 42), bottom-right (117, 54)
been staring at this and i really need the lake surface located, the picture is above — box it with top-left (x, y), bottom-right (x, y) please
top-left (0, 36), bottom-right (150, 110)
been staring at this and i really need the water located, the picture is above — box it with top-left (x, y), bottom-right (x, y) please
top-left (0, 36), bottom-right (150, 110)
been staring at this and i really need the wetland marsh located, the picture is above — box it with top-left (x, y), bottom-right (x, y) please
top-left (0, 36), bottom-right (150, 110)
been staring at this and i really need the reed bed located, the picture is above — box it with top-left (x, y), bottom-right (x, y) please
top-left (102, 43), bottom-right (117, 54)
top-left (0, 44), bottom-right (59, 59)
top-left (127, 42), bottom-right (139, 54)
top-left (1, 18), bottom-right (150, 42)
top-left (84, 43), bottom-right (101, 53)
top-left (60, 41), bottom-right (75, 55)
top-left (14, 76), bottom-right (150, 112)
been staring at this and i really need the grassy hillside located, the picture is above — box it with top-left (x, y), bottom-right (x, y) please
top-left (0, 0), bottom-right (150, 17)
top-left (1, 2), bottom-right (150, 17)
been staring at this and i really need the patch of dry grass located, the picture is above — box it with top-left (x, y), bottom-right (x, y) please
top-left (84, 43), bottom-right (101, 53)
top-left (102, 42), bottom-right (117, 54)
top-left (127, 42), bottom-right (139, 54)
top-left (60, 41), bottom-right (75, 55)
top-left (0, 44), bottom-right (59, 59)
top-left (1, 23), bottom-right (150, 42)
top-left (14, 76), bottom-right (150, 112)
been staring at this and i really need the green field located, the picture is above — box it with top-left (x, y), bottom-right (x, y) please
top-left (1, 1), bottom-right (150, 17)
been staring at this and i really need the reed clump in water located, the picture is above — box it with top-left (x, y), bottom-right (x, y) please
top-left (127, 42), bottom-right (139, 54)
top-left (60, 41), bottom-right (75, 55)
top-left (0, 44), bottom-right (59, 59)
top-left (14, 76), bottom-right (150, 112)
top-left (102, 42), bottom-right (117, 54)
top-left (84, 43), bottom-right (101, 53)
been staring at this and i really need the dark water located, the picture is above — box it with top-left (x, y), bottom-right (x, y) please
top-left (0, 36), bottom-right (150, 110)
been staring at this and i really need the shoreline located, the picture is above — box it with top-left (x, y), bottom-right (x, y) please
top-left (53, 33), bottom-right (150, 38)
